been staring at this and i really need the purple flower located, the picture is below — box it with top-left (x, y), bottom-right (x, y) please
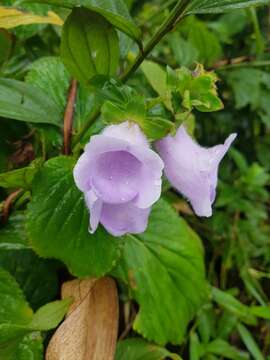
top-left (73, 121), bottom-right (164, 236)
top-left (156, 125), bottom-right (237, 217)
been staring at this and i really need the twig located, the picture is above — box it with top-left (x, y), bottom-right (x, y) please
top-left (2, 189), bottom-right (22, 224)
top-left (63, 79), bottom-right (77, 155)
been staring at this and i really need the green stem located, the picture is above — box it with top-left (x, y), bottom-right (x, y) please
top-left (248, 7), bottom-right (265, 56)
top-left (217, 60), bottom-right (270, 71)
top-left (121, 0), bottom-right (189, 83)
top-left (72, 0), bottom-right (189, 149)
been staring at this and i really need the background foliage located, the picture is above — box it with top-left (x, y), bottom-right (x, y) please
top-left (1, 0), bottom-right (270, 359)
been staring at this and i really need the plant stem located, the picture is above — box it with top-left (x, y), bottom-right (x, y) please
top-left (63, 79), bottom-right (77, 155)
top-left (72, 0), bottom-right (189, 150)
top-left (248, 7), bottom-right (265, 56)
top-left (121, 0), bottom-right (189, 83)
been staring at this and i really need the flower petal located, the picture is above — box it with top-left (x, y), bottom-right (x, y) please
top-left (156, 126), bottom-right (236, 217)
top-left (100, 202), bottom-right (151, 236)
top-left (102, 121), bottom-right (149, 147)
top-left (85, 189), bottom-right (103, 233)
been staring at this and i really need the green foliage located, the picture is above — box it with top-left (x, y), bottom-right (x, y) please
top-left (61, 7), bottom-right (120, 84)
top-left (0, 268), bottom-right (69, 359)
top-left (0, 78), bottom-right (62, 125)
top-left (114, 200), bottom-right (207, 345)
top-left (116, 338), bottom-right (182, 360)
top-left (0, 0), bottom-right (270, 358)
top-left (22, 0), bottom-right (141, 42)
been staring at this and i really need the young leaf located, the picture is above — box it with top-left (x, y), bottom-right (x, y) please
top-left (61, 7), bottom-right (119, 84)
top-left (116, 338), bottom-right (182, 360)
top-left (185, 0), bottom-right (270, 15)
top-left (113, 199), bottom-right (207, 345)
top-left (22, 0), bottom-right (141, 43)
top-left (28, 298), bottom-right (72, 331)
top-left (0, 78), bottom-right (62, 126)
top-left (0, 6), bottom-right (63, 28)
top-left (26, 156), bottom-right (123, 277)
top-left (141, 60), bottom-right (173, 111)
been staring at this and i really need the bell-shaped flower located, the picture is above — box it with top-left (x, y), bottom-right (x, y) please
top-left (73, 121), bottom-right (164, 236)
top-left (156, 125), bottom-right (237, 217)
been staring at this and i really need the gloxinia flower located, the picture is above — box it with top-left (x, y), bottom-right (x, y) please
top-left (73, 121), bottom-right (164, 236)
top-left (156, 125), bottom-right (237, 217)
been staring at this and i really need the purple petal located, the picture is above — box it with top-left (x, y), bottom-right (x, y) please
top-left (102, 121), bottom-right (149, 147)
top-left (91, 150), bottom-right (142, 204)
top-left (156, 126), bottom-right (237, 217)
top-left (100, 201), bottom-right (151, 236)
top-left (85, 189), bottom-right (103, 233)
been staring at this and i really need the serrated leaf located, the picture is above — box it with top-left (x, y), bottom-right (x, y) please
top-left (115, 338), bottom-right (182, 360)
top-left (185, 0), bottom-right (270, 15)
top-left (0, 6), bottom-right (63, 28)
top-left (61, 7), bottom-right (119, 84)
top-left (0, 78), bottom-right (62, 126)
top-left (16, 332), bottom-right (43, 360)
top-left (26, 156), bottom-right (123, 277)
top-left (206, 339), bottom-right (249, 360)
top-left (22, 0), bottom-right (141, 43)
top-left (237, 323), bottom-right (264, 360)
top-left (113, 200), bottom-right (207, 345)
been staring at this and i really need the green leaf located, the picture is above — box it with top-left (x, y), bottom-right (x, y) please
top-left (26, 156), bottom-right (123, 277)
top-left (22, 0), bottom-right (141, 43)
top-left (141, 61), bottom-right (172, 111)
top-left (185, 0), bottom-right (270, 15)
top-left (114, 199), bottom-right (207, 345)
top-left (0, 29), bottom-right (13, 67)
top-left (28, 298), bottom-right (71, 331)
top-left (101, 84), bottom-right (174, 141)
top-left (167, 65), bottom-right (223, 113)
top-left (26, 56), bottom-right (101, 132)
top-left (0, 78), bottom-right (62, 126)
top-left (115, 338), bottom-right (182, 360)
top-left (237, 323), bottom-right (264, 360)
top-left (16, 332), bottom-right (43, 360)
top-left (0, 248), bottom-right (59, 310)
top-left (0, 159), bottom-right (43, 189)
top-left (250, 306), bottom-right (270, 320)
top-left (0, 212), bottom-right (28, 250)
top-left (211, 287), bottom-right (257, 325)
top-left (0, 268), bottom-right (33, 326)
top-left (61, 7), bottom-right (120, 84)
top-left (205, 339), bottom-right (249, 360)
